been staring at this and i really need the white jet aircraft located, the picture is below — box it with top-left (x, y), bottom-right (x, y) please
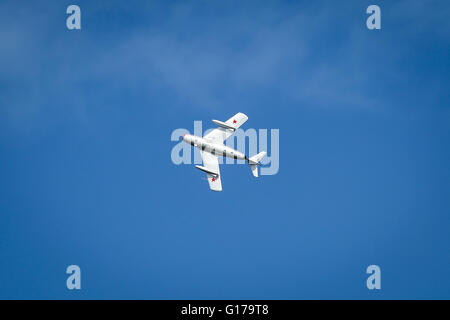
top-left (182, 112), bottom-right (266, 192)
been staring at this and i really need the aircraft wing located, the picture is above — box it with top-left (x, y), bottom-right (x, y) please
top-left (204, 112), bottom-right (248, 144)
top-left (200, 150), bottom-right (222, 192)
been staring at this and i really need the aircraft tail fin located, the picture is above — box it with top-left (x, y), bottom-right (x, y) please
top-left (248, 151), bottom-right (267, 177)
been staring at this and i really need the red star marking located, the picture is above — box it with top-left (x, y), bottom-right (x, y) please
top-left (212, 178), bottom-right (216, 182)
top-left (233, 119), bottom-right (237, 124)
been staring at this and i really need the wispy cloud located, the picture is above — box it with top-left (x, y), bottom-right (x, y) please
top-left (1, 1), bottom-right (449, 136)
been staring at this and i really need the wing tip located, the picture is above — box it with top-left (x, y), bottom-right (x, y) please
top-left (237, 112), bottom-right (249, 121)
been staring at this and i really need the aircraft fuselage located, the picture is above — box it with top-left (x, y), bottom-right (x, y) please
top-left (182, 134), bottom-right (246, 160)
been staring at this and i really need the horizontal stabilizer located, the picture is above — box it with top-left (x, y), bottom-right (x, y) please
top-left (248, 151), bottom-right (267, 165)
top-left (250, 164), bottom-right (259, 177)
top-left (248, 151), bottom-right (267, 177)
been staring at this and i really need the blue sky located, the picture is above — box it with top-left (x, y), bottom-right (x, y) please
top-left (0, 0), bottom-right (449, 299)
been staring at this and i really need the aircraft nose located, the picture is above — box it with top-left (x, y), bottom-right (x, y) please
top-left (182, 134), bottom-right (186, 141)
